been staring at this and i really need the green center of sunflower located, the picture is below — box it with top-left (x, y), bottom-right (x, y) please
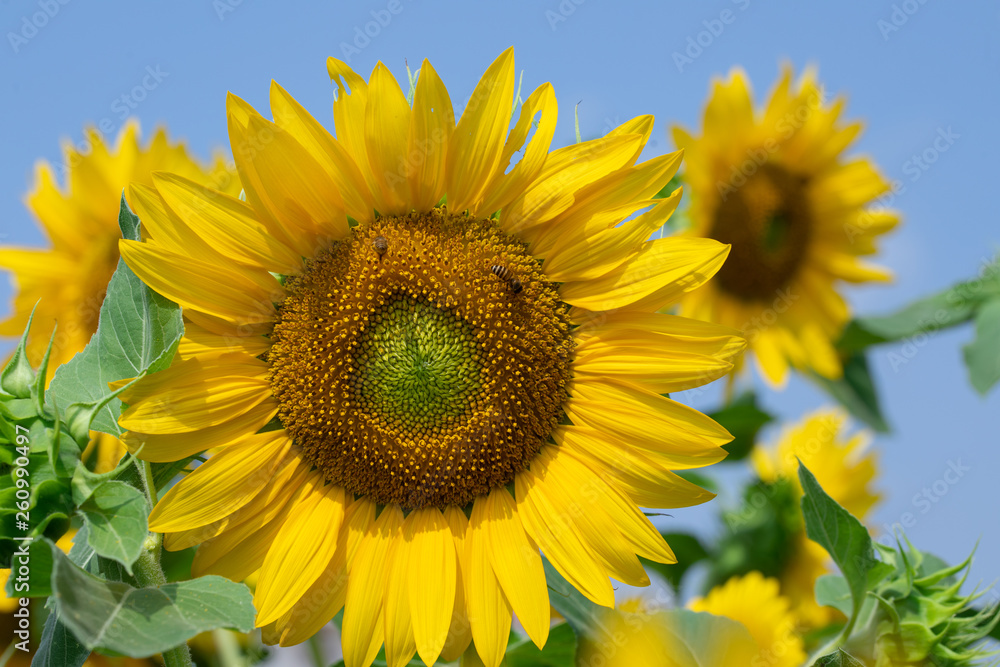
top-left (708, 163), bottom-right (812, 301)
top-left (353, 295), bottom-right (482, 428)
top-left (267, 209), bottom-right (574, 510)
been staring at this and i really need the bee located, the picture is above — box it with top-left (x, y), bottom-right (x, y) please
top-left (491, 265), bottom-right (523, 294)
top-left (373, 235), bottom-right (388, 261)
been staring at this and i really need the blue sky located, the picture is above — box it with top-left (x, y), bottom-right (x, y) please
top-left (1, 0), bottom-right (998, 607)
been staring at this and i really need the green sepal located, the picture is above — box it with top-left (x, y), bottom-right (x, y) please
top-left (0, 306), bottom-right (39, 399)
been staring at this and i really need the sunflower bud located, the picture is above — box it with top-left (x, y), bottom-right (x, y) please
top-left (0, 318), bottom-right (86, 567)
top-left (845, 539), bottom-right (1000, 667)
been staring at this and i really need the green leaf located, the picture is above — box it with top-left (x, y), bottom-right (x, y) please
top-left (814, 574), bottom-right (853, 617)
top-left (505, 623), bottom-right (576, 666)
top-left (4, 537), bottom-right (55, 598)
top-left (49, 542), bottom-right (255, 658)
top-left (707, 478), bottom-right (801, 590)
top-left (47, 194), bottom-right (184, 436)
top-left (798, 462), bottom-right (879, 646)
top-left (838, 263), bottom-right (1000, 354)
top-left (707, 392), bottom-right (774, 461)
top-left (32, 611), bottom-right (92, 667)
top-left (809, 352), bottom-right (889, 433)
top-left (77, 481), bottom-right (148, 574)
top-left (963, 298), bottom-right (1000, 395)
top-left (642, 533), bottom-right (709, 594)
top-left (814, 649), bottom-right (866, 666)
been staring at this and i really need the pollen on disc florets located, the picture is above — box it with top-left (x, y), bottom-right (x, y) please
top-left (709, 163), bottom-right (813, 301)
top-left (267, 208), bottom-right (574, 509)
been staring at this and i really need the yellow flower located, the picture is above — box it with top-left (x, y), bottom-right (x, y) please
top-left (752, 409), bottom-right (881, 627)
top-left (0, 121), bottom-right (239, 472)
top-left (688, 571), bottom-right (807, 667)
top-left (674, 66), bottom-right (899, 387)
top-left (116, 49), bottom-right (745, 667)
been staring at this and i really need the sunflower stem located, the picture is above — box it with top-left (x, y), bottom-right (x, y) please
top-left (307, 634), bottom-right (325, 667)
top-left (130, 459), bottom-right (194, 667)
top-left (214, 628), bottom-right (246, 667)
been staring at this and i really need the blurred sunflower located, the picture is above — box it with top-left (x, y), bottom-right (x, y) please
top-left (674, 66), bottom-right (898, 387)
top-left (752, 409), bottom-right (881, 627)
top-left (688, 571), bottom-right (806, 667)
top-left (0, 121), bottom-right (238, 471)
top-left (116, 49), bottom-right (746, 667)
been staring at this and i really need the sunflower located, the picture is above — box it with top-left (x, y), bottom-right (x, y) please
top-left (752, 409), bottom-right (881, 627)
top-left (688, 571), bottom-right (806, 667)
top-left (117, 49), bottom-right (745, 667)
top-left (0, 121), bottom-right (238, 471)
top-left (673, 66), bottom-right (899, 387)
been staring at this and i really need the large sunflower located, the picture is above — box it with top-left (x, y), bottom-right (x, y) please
top-left (118, 49), bottom-right (745, 667)
top-left (674, 67), bottom-right (898, 387)
top-left (0, 121), bottom-right (238, 471)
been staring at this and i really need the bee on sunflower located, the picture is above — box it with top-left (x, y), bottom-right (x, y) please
top-left (116, 48), bottom-right (746, 667)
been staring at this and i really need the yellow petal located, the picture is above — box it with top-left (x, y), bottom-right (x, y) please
top-left (149, 431), bottom-right (292, 531)
top-left (407, 60), bottom-right (455, 212)
top-left (753, 328), bottom-right (790, 389)
top-left (515, 464), bottom-right (614, 607)
top-left (165, 452), bottom-right (306, 551)
top-left (365, 62), bottom-right (413, 216)
top-left (446, 48), bottom-right (515, 213)
top-left (270, 80), bottom-right (376, 224)
top-left (327, 58), bottom-right (375, 194)
top-left (519, 447), bottom-right (649, 587)
top-left (440, 507), bottom-right (473, 662)
top-left (572, 309), bottom-right (742, 343)
top-left (407, 508), bottom-right (456, 666)
top-left (466, 496), bottom-right (513, 667)
top-left (500, 133), bottom-right (644, 238)
top-left (122, 399), bottom-right (277, 462)
top-left (532, 151), bottom-right (683, 256)
top-left (119, 355), bottom-right (272, 435)
top-left (119, 240), bottom-right (282, 328)
top-left (555, 426), bottom-right (716, 509)
top-left (255, 481), bottom-right (346, 626)
top-left (128, 182), bottom-right (216, 260)
top-left (572, 345), bottom-right (733, 394)
top-left (606, 115), bottom-right (655, 165)
top-left (476, 82), bottom-right (558, 217)
top-left (482, 489), bottom-right (549, 648)
top-left (384, 515), bottom-right (417, 667)
top-left (277, 497), bottom-right (377, 646)
top-left (342, 505), bottom-right (403, 667)
top-left (559, 238), bottom-right (730, 312)
top-left (544, 446), bottom-right (676, 564)
top-left (176, 320), bottom-right (271, 361)
top-left (566, 378), bottom-right (731, 465)
top-left (226, 93), bottom-right (313, 257)
top-left (151, 172), bottom-right (303, 275)
top-left (243, 113), bottom-right (350, 244)
top-left (541, 191), bottom-right (680, 282)
top-left (191, 465), bottom-right (307, 580)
